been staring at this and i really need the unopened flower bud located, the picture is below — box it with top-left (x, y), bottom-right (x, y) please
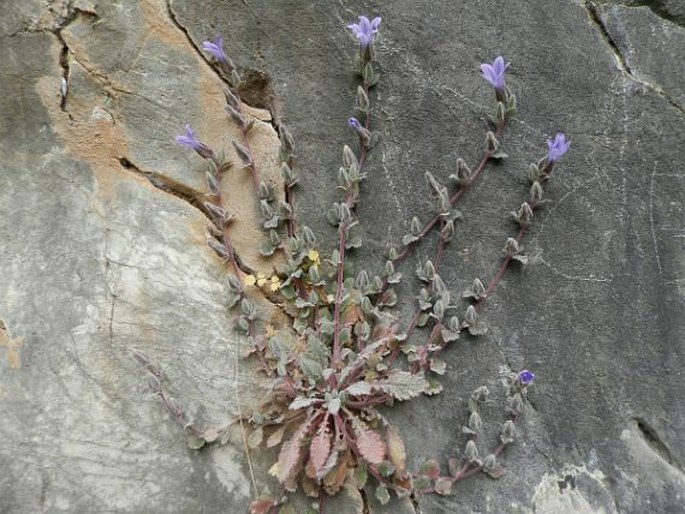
top-left (356, 85), bottom-right (369, 112)
top-left (288, 236), bottom-right (301, 254)
top-left (509, 393), bottom-right (524, 414)
top-left (456, 158), bottom-right (471, 183)
top-left (469, 412), bottom-right (483, 432)
top-left (504, 237), bottom-right (520, 255)
top-left (361, 296), bottom-right (373, 314)
top-left (425, 172), bottom-right (442, 195)
top-left (302, 226), bottom-right (316, 246)
top-left (339, 203), bottom-right (352, 224)
top-left (433, 299), bottom-right (445, 320)
top-left (423, 260), bottom-right (435, 280)
top-left (437, 188), bottom-right (450, 213)
top-left (500, 420), bottom-right (515, 444)
top-left (205, 171), bottom-right (220, 195)
top-left (384, 260), bottom-right (395, 276)
top-left (483, 454), bottom-right (497, 471)
top-left (471, 386), bottom-right (489, 402)
top-left (260, 199), bottom-right (274, 220)
top-left (472, 278), bottom-right (485, 298)
top-left (309, 266), bottom-right (321, 284)
top-left (338, 167), bottom-right (350, 188)
top-left (485, 131), bottom-right (499, 152)
top-left (227, 274), bottom-right (242, 292)
top-left (530, 181), bottom-right (543, 203)
top-left (495, 101), bottom-right (506, 123)
top-left (269, 229), bottom-right (281, 246)
top-left (258, 181), bottom-right (271, 200)
top-left (447, 315), bottom-right (460, 331)
top-left (441, 220), bottom-right (455, 243)
top-left (465, 305), bottom-right (478, 325)
top-left (410, 216), bottom-right (422, 236)
top-left (223, 87), bottom-right (239, 108)
top-left (528, 163), bottom-right (541, 183)
top-left (464, 440), bottom-right (480, 463)
top-left (387, 246), bottom-right (399, 260)
top-left (279, 124), bottom-right (294, 152)
top-left (432, 274), bottom-right (446, 294)
top-left (355, 270), bottom-right (370, 290)
top-left (342, 145), bottom-right (358, 169)
top-left (515, 202), bottom-right (534, 226)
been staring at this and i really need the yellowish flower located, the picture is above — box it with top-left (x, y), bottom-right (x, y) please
top-left (269, 275), bottom-right (281, 292)
top-left (307, 249), bottom-right (321, 268)
top-left (243, 274), bottom-right (256, 286)
top-left (256, 272), bottom-right (267, 287)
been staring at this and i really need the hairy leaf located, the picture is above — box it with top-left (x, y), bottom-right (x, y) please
top-left (249, 496), bottom-right (275, 514)
top-left (345, 381), bottom-right (373, 397)
top-left (375, 371), bottom-right (429, 401)
top-left (435, 477), bottom-right (453, 496)
top-left (354, 423), bottom-right (386, 464)
top-left (420, 459), bottom-right (440, 480)
top-left (277, 420), bottom-right (313, 490)
top-left (289, 397), bottom-right (320, 411)
top-left (322, 452), bottom-right (350, 495)
top-left (375, 485), bottom-right (390, 505)
top-left (267, 425), bottom-right (286, 448)
top-left (386, 425), bottom-right (407, 474)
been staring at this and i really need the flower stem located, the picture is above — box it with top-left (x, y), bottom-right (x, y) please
top-left (380, 119), bottom-right (508, 299)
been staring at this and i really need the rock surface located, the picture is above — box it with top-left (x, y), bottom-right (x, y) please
top-left (1, 1), bottom-right (684, 513)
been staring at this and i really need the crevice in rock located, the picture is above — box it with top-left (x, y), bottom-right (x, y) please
top-left (165, 0), bottom-right (281, 125)
top-left (56, 31), bottom-right (71, 113)
top-left (585, 1), bottom-right (634, 73)
top-left (48, 4), bottom-right (99, 114)
top-left (117, 156), bottom-right (212, 223)
top-left (359, 487), bottom-right (370, 513)
top-left (409, 491), bottom-right (422, 514)
top-left (633, 417), bottom-right (683, 473)
top-left (116, 156), bottom-right (256, 277)
top-left (584, 1), bottom-right (685, 117)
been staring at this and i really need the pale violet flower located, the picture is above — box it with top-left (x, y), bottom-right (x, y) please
top-left (202, 36), bottom-right (228, 63)
top-left (347, 15), bottom-right (381, 48)
top-left (347, 117), bottom-right (363, 132)
top-left (175, 124), bottom-right (213, 159)
top-left (546, 133), bottom-right (570, 162)
top-left (480, 56), bottom-right (509, 92)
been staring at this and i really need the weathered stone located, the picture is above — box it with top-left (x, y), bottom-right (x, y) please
top-left (1, 0), bottom-right (684, 513)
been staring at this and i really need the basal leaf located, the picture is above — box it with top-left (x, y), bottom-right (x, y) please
top-left (310, 427), bottom-right (332, 477)
top-left (375, 371), bottom-right (429, 401)
top-left (354, 423), bottom-right (386, 465)
top-left (386, 425), bottom-right (407, 474)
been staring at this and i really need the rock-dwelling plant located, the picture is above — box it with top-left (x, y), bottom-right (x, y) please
top-left (132, 14), bottom-right (569, 514)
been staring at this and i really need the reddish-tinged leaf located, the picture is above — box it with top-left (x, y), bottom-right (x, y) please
top-left (301, 474), bottom-right (320, 498)
top-left (342, 303), bottom-right (363, 328)
top-left (266, 425), bottom-right (286, 448)
top-left (419, 459), bottom-right (440, 480)
top-left (448, 457), bottom-right (462, 477)
top-left (278, 420), bottom-right (313, 490)
top-left (323, 452), bottom-right (350, 495)
top-left (249, 496), bottom-right (275, 514)
top-left (435, 477), bottom-right (453, 496)
top-left (484, 463), bottom-right (507, 479)
top-left (310, 427), bottom-right (332, 475)
top-left (354, 424), bottom-right (386, 465)
top-left (387, 425), bottom-right (407, 474)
